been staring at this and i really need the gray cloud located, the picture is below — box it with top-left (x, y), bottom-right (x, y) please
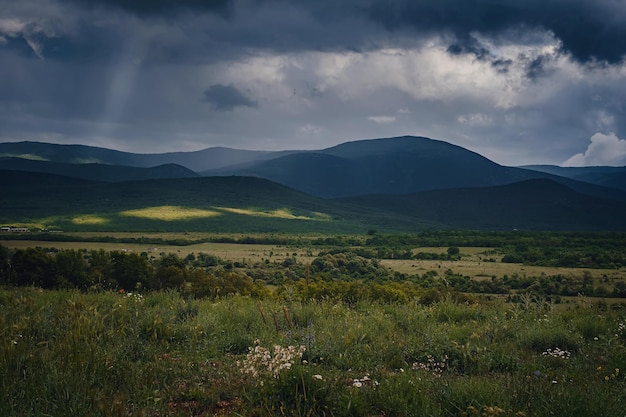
top-left (202, 84), bottom-right (257, 111)
top-left (366, 0), bottom-right (626, 64)
top-left (1, 0), bottom-right (626, 166)
top-left (63, 0), bottom-right (233, 17)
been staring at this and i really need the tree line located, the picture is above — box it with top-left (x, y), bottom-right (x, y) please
top-left (1, 244), bottom-right (625, 302)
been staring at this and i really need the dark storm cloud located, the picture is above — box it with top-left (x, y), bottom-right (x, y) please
top-left (523, 54), bottom-right (555, 81)
top-left (63, 0), bottom-right (232, 17)
top-left (365, 0), bottom-right (626, 64)
top-left (2, 0), bottom-right (626, 165)
top-left (9, 0), bottom-right (625, 67)
top-left (202, 84), bottom-right (257, 111)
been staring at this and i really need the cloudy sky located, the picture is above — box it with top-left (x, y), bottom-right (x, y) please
top-left (1, 0), bottom-right (626, 166)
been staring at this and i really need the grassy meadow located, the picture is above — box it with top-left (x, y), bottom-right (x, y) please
top-left (2, 288), bottom-right (626, 416)
top-left (2, 230), bottom-right (626, 416)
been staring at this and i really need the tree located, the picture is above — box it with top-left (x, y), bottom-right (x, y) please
top-left (155, 254), bottom-right (188, 290)
top-left (447, 247), bottom-right (460, 256)
top-left (0, 243), bottom-right (10, 284)
top-left (10, 248), bottom-right (56, 288)
top-left (87, 249), bottom-right (113, 289)
top-left (110, 251), bottom-right (153, 290)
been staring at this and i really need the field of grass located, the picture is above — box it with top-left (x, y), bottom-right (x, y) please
top-left (3, 230), bottom-right (626, 415)
top-left (2, 287), bottom-right (626, 416)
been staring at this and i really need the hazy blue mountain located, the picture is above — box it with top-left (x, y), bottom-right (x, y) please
top-left (3, 137), bottom-right (625, 202)
top-left (0, 157), bottom-right (199, 182)
top-left (0, 141), bottom-right (291, 172)
top-left (522, 165), bottom-right (626, 191)
top-left (220, 136), bottom-right (626, 200)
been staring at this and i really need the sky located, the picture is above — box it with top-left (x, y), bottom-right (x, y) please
top-left (1, 0), bottom-right (626, 167)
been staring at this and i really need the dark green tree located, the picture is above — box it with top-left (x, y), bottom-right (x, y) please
top-left (10, 248), bottom-right (56, 288)
top-left (110, 251), bottom-right (153, 291)
top-left (55, 250), bottom-right (90, 289)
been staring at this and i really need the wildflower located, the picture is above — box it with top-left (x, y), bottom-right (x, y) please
top-left (542, 347), bottom-right (570, 359)
top-left (312, 374), bottom-right (323, 380)
top-left (412, 354), bottom-right (449, 377)
top-left (349, 375), bottom-right (379, 388)
top-left (238, 341), bottom-right (306, 380)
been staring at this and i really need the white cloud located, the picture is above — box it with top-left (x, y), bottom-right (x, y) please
top-left (457, 113), bottom-right (493, 126)
top-left (562, 132), bottom-right (626, 166)
top-left (368, 116), bottom-right (396, 123)
top-left (299, 124), bottom-right (322, 135)
top-left (0, 18), bottom-right (26, 35)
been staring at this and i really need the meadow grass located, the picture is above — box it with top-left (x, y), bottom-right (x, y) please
top-left (2, 287), bottom-right (626, 416)
top-left (119, 206), bottom-right (223, 221)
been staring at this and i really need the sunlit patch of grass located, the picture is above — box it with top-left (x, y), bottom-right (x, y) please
top-left (72, 215), bottom-right (110, 225)
top-left (0, 153), bottom-right (48, 161)
top-left (215, 207), bottom-right (329, 221)
top-left (119, 206), bottom-right (222, 221)
top-left (73, 158), bottom-right (104, 164)
top-left (311, 211), bottom-right (332, 220)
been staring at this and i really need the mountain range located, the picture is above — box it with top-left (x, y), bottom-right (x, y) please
top-left (1, 136), bottom-right (625, 232)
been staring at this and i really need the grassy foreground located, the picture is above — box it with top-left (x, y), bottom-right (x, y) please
top-left (2, 288), bottom-right (626, 417)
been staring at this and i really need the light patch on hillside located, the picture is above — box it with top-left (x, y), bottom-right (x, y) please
top-left (216, 207), bottom-right (330, 220)
top-left (72, 215), bottom-right (109, 225)
top-left (74, 158), bottom-right (105, 164)
top-left (120, 206), bottom-right (222, 221)
top-left (0, 153), bottom-right (48, 161)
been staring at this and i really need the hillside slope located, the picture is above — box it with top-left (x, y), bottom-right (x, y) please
top-left (343, 179), bottom-right (626, 231)
top-left (0, 170), bottom-right (416, 233)
top-left (4, 137), bottom-right (626, 203)
top-left (0, 141), bottom-right (290, 172)
top-left (223, 136), bottom-right (625, 200)
top-left (523, 165), bottom-right (626, 191)
top-left (0, 157), bottom-right (199, 182)
top-left (2, 170), bottom-right (625, 232)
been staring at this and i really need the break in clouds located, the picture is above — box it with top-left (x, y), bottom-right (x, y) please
top-left (0, 0), bottom-right (625, 166)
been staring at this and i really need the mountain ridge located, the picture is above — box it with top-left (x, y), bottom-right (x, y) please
top-left (2, 136), bottom-right (626, 231)
top-left (1, 169), bottom-right (625, 232)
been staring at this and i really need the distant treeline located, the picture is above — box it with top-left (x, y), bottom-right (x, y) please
top-left (1, 244), bottom-right (625, 302)
top-left (4, 230), bottom-right (624, 268)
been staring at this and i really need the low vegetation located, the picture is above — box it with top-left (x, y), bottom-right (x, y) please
top-left (2, 230), bottom-right (626, 416)
top-left (2, 288), bottom-right (626, 416)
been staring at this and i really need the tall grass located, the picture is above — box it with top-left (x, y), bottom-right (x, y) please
top-left (1, 287), bottom-right (625, 416)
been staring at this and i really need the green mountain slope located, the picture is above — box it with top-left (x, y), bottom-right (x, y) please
top-left (343, 179), bottom-right (626, 231)
top-left (0, 170), bottom-right (420, 233)
top-left (0, 157), bottom-right (199, 182)
top-left (2, 170), bottom-right (625, 232)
